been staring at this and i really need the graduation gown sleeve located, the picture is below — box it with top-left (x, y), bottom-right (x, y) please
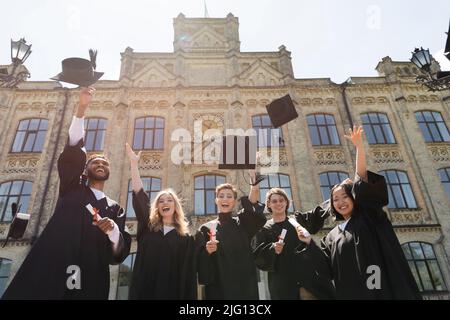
top-left (108, 204), bottom-right (132, 265)
top-left (57, 139), bottom-right (86, 196)
top-left (253, 228), bottom-right (277, 272)
top-left (180, 235), bottom-right (198, 299)
top-left (303, 237), bottom-right (334, 281)
top-left (132, 188), bottom-right (150, 239)
top-left (238, 196), bottom-right (267, 238)
top-left (294, 206), bottom-right (329, 234)
top-left (195, 225), bottom-right (216, 286)
top-left (352, 171), bottom-right (389, 214)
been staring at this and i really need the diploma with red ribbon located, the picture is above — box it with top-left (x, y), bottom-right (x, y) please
top-left (86, 203), bottom-right (102, 222)
top-left (277, 228), bottom-right (287, 244)
top-left (208, 221), bottom-right (218, 241)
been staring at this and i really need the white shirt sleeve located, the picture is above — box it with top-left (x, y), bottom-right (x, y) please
top-left (68, 116), bottom-right (85, 146)
top-left (107, 221), bottom-right (121, 253)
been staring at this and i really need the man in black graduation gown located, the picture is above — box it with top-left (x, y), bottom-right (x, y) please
top-left (196, 178), bottom-right (266, 300)
top-left (3, 87), bottom-right (131, 299)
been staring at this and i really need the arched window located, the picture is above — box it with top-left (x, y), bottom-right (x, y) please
top-left (437, 168), bottom-right (450, 201)
top-left (415, 111), bottom-right (450, 143)
top-left (379, 170), bottom-right (417, 209)
top-left (361, 112), bottom-right (396, 144)
top-left (306, 114), bottom-right (340, 146)
top-left (116, 252), bottom-right (136, 300)
top-left (319, 171), bottom-right (350, 201)
top-left (252, 114), bottom-right (284, 147)
top-left (126, 177), bottom-right (161, 219)
top-left (259, 173), bottom-right (295, 212)
top-left (0, 181), bottom-right (32, 222)
top-left (84, 118), bottom-right (107, 151)
top-left (133, 116), bottom-right (165, 150)
top-left (194, 175), bottom-right (226, 215)
top-left (11, 118), bottom-right (48, 153)
top-left (402, 242), bottom-right (447, 292)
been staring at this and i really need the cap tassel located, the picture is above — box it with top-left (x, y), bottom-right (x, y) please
top-left (89, 49), bottom-right (98, 70)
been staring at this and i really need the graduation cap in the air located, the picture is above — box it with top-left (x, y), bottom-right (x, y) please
top-left (51, 49), bottom-right (104, 87)
top-left (266, 94), bottom-right (298, 128)
top-left (218, 134), bottom-right (257, 169)
top-left (2, 203), bottom-right (30, 248)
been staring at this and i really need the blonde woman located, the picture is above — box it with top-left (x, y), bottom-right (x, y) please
top-left (126, 144), bottom-right (196, 299)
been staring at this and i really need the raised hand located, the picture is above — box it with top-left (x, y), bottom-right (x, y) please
top-left (344, 125), bottom-right (364, 148)
top-left (296, 226), bottom-right (312, 245)
top-left (273, 242), bottom-right (284, 255)
top-left (345, 126), bottom-right (368, 182)
top-left (76, 87), bottom-right (95, 117)
top-left (94, 217), bottom-right (115, 234)
top-left (126, 143), bottom-right (141, 164)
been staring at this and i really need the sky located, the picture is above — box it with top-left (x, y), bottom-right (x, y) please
top-left (2, 0), bottom-right (450, 84)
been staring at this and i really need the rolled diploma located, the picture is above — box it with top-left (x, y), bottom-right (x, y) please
top-left (278, 228), bottom-right (287, 244)
top-left (288, 218), bottom-right (310, 238)
top-left (86, 203), bottom-right (102, 221)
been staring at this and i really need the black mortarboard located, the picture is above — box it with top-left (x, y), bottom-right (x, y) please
top-left (218, 134), bottom-right (257, 169)
top-left (266, 94), bottom-right (298, 128)
top-left (51, 49), bottom-right (103, 87)
top-left (2, 203), bottom-right (29, 247)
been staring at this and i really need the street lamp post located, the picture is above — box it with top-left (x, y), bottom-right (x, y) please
top-left (410, 25), bottom-right (450, 92)
top-left (410, 47), bottom-right (450, 92)
top-left (0, 38), bottom-right (32, 88)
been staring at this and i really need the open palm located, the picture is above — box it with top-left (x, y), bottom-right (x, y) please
top-left (126, 143), bottom-right (141, 163)
top-left (344, 125), bottom-right (364, 147)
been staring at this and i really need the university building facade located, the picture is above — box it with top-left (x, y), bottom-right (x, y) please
top-left (0, 14), bottom-right (449, 299)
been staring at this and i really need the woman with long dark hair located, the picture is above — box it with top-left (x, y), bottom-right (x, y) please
top-left (298, 126), bottom-right (421, 300)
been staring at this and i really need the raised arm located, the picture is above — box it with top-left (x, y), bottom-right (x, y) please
top-left (344, 126), bottom-right (367, 182)
top-left (58, 88), bottom-right (95, 196)
top-left (248, 152), bottom-right (261, 204)
top-left (126, 143), bottom-right (143, 193)
top-left (248, 169), bottom-right (260, 204)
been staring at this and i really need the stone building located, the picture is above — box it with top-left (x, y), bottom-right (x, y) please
top-left (0, 13), bottom-right (449, 300)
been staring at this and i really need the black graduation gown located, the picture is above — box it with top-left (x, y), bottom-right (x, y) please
top-left (129, 189), bottom-right (197, 300)
top-left (304, 171), bottom-right (422, 300)
top-left (2, 140), bottom-right (131, 300)
top-left (253, 208), bottom-right (335, 299)
top-left (195, 197), bottom-right (266, 300)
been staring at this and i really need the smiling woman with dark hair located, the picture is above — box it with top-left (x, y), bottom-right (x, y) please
top-left (298, 126), bottom-right (421, 300)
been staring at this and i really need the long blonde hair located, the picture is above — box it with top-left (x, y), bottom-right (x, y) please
top-left (148, 189), bottom-right (189, 235)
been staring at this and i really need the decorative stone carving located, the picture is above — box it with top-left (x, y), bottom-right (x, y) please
top-left (139, 151), bottom-right (163, 170)
top-left (370, 145), bottom-right (404, 163)
top-left (389, 210), bottom-right (424, 225)
top-left (0, 223), bottom-right (9, 237)
top-left (258, 148), bottom-right (288, 167)
top-left (125, 221), bottom-right (136, 235)
top-left (313, 147), bottom-right (346, 165)
top-left (193, 113), bottom-right (225, 127)
top-left (3, 153), bottom-right (40, 173)
top-left (427, 143), bottom-right (450, 162)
